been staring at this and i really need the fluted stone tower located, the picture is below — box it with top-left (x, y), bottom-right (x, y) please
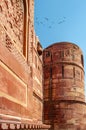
top-left (43, 42), bottom-right (86, 130)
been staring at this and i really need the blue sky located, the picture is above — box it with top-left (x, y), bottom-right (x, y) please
top-left (34, 0), bottom-right (86, 91)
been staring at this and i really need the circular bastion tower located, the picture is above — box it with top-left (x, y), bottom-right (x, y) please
top-left (43, 42), bottom-right (85, 130)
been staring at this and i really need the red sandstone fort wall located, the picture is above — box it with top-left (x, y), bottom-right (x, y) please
top-left (0, 0), bottom-right (33, 119)
top-left (0, 1), bottom-right (49, 130)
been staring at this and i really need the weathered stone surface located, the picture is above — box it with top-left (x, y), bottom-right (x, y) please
top-left (43, 42), bottom-right (85, 130)
top-left (1, 0), bottom-right (86, 130)
top-left (0, 0), bottom-right (50, 130)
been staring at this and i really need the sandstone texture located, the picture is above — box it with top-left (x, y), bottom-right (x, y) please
top-left (43, 42), bottom-right (86, 130)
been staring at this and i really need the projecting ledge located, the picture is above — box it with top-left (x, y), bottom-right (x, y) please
top-left (0, 120), bottom-right (50, 130)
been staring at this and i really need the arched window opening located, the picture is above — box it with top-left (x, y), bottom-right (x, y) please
top-left (81, 55), bottom-right (84, 67)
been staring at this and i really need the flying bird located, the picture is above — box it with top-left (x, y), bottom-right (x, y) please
top-left (48, 26), bottom-right (52, 29)
top-left (57, 17), bottom-right (66, 24)
top-left (58, 20), bottom-right (65, 24)
top-left (35, 16), bottom-right (67, 29)
top-left (44, 17), bottom-right (49, 21)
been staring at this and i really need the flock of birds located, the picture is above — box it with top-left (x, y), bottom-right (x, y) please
top-left (35, 16), bottom-right (66, 29)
